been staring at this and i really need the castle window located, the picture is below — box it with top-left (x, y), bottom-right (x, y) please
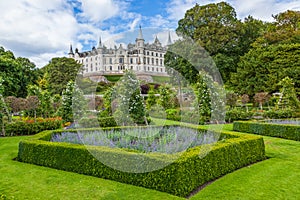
top-left (96, 67), bottom-right (98, 71)
top-left (156, 59), bottom-right (158, 66)
top-left (130, 58), bottom-right (133, 64)
top-left (119, 58), bottom-right (123, 64)
top-left (160, 59), bottom-right (163, 65)
top-left (147, 51), bottom-right (149, 55)
top-left (147, 57), bottom-right (150, 64)
top-left (109, 58), bottom-right (112, 64)
top-left (152, 67), bottom-right (154, 71)
top-left (131, 66), bottom-right (133, 70)
top-left (148, 67), bottom-right (150, 71)
top-left (110, 66), bottom-right (112, 71)
top-left (95, 57), bottom-right (97, 60)
top-left (156, 53), bottom-right (158, 57)
top-left (156, 68), bottom-right (158, 72)
top-left (91, 57), bottom-right (93, 61)
top-left (152, 58), bottom-right (154, 64)
top-left (151, 52), bottom-right (154, 56)
top-left (161, 68), bottom-right (163, 72)
top-left (160, 54), bottom-right (162, 57)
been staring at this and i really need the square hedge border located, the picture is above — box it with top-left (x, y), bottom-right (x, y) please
top-left (233, 121), bottom-right (300, 141)
top-left (18, 125), bottom-right (265, 197)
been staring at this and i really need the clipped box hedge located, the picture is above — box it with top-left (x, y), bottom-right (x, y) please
top-left (18, 126), bottom-right (265, 197)
top-left (233, 121), bottom-right (300, 141)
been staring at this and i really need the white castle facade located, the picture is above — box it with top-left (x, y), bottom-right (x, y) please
top-left (68, 27), bottom-right (172, 78)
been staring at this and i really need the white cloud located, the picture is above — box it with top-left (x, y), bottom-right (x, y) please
top-left (166, 0), bottom-right (300, 22)
top-left (230, 0), bottom-right (300, 21)
top-left (0, 0), bottom-right (127, 68)
top-left (129, 16), bottom-right (142, 31)
top-left (0, 0), bottom-right (299, 69)
top-left (29, 51), bottom-right (66, 69)
top-left (0, 0), bottom-right (79, 67)
top-left (149, 15), bottom-right (171, 28)
top-left (166, 0), bottom-right (221, 21)
top-left (79, 0), bottom-right (122, 22)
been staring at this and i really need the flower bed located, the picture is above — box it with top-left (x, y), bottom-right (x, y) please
top-left (233, 121), bottom-right (300, 141)
top-left (18, 125), bottom-right (265, 197)
top-left (3, 117), bottom-right (62, 136)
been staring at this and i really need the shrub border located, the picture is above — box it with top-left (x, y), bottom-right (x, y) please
top-left (18, 125), bottom-right (265, 197)
top-left (233, 121), bottom-right (300, 141)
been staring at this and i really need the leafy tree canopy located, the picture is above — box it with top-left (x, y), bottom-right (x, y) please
top-left (43, 57), bottom-right (82, 95)
top-left (174, 2), bottom-right (268, 84)
top-left (0, 46), bottom-right (40, 97)
top-left (232, 43), bottom-right (300, 96)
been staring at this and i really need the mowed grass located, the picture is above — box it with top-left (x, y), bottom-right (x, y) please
top-left (0, 136), bottom-right (182, 200)
top-left (1, 123), bottom-right (300, 199)
top-left (191, 124), bottom-right (300, 200)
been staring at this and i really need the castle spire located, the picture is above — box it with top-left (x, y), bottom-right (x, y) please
top-left (68, 44), bottom-right (74, 55)
top-left (137, 25), bottom-right (144, 40)
top-left (98, 36), bottom-right (102, 48)
top-left (154, 35), bottom-right (160, 43)
top-left (167, 31), bottom-right (173, 45)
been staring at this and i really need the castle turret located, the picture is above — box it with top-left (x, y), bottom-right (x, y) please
top-left (136, 25), bottom-right (145, 48)
top-left (97, 36), bottom-right (103, 48)
top-left (154, 35), bottom-right (161, 47)
top-left (68, 44), bottom-right (74, 58)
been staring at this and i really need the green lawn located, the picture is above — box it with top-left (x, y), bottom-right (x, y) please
top-left (0, 136), bottom-right (182, 200)
top-left (1, 124), bottom-right (300, 199)
top-left (191, 124), bottom-right (300, 200)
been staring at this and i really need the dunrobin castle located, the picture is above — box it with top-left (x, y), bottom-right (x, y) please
top-left (68, 26), bottom-right (172, 80)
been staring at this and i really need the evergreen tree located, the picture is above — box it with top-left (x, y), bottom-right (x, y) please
top-left (146, 89), bottom-right (156, 109)
top-left (113, 71), bottom-right (147, 125)
top-left (194, 74), bottom-right (211, 124)
top-left (277, 77), bottom-right (300, 110)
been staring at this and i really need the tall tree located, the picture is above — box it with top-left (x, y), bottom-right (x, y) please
top-left (174, 2), bottom-right (266, 83)
top-left (26, 96), bottom-right (40, 122)
top-left (177, 2), bottom-right (241, 56)
top-left (112, 71), bottom-right (147, 125)
top-left (44, 57), bottom-right (82, 95)
top-left (0, 47), bottom-right (39, 97)
top-left (232, 10), bottom-right (300, 96)
top-left (232, 43), bottom-right (300, 96)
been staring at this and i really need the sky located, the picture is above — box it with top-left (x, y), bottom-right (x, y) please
top-left (0, 0), bottom-right (299, 68)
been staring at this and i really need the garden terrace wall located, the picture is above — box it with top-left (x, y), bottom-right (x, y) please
top-left (18, 126), bottom-right (265, 197)
top-left (233, 121), bottom-right (300, 141)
